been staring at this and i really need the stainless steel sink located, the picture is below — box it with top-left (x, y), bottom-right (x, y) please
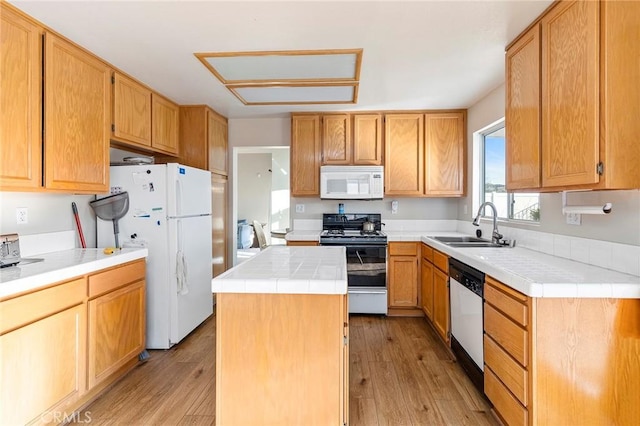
top-left (431, 236), bottom-right (507, 248)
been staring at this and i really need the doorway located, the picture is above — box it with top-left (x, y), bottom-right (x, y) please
top-left (232, 147), bottom-right (290, 265)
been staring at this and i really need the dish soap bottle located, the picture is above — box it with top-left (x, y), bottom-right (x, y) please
top-left (338, 203), bottom-right (344, 214)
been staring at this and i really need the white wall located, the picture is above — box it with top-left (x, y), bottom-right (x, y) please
top-left (0, 192), bottom-right (97, 248)
top-left (237, 153), bottom-right (272, 226)
top-left (463, 84), bottom-right (640, 246)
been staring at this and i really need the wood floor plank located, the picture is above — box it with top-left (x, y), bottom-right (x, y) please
top-left (74, 313), bottom-right (497, 426)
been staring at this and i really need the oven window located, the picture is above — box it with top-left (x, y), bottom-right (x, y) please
top-left (346, 246), bottom-right (386, 288)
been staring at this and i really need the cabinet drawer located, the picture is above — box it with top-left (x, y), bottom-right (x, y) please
top-left (484, 303), bottom-right (528, 367)
top-left (484, 334), bottom-right (528, 406)
top-left (88, 259), bottom-right (146, 298)
top-left (421, 244), bottom-right (434, 262)
top-left (485, 366), bottom-right (528, 426)
top-left (433, 249), bottom-right (448, 273)
top-left (389, 242), bottom-right (418, 256)
top-left (0, 278), bottom-right (85, 334)
top-left (485, 278), bottom-right (528, 327)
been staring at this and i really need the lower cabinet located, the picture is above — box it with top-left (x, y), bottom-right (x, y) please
top-left (388, 242), bottom-right (420, 310)
top-left (420, 242), bottom-right (450, 343)
top-left (0, 259), bottom-right (146, 425)
top-left (0, 278), bottom-right (87, 425)
top-left (286, 241), bottom-right (319, 246)
top-left (212, 173), bottom-right (228, 277)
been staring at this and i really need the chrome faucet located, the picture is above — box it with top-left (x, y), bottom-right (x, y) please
top-left (473, 202), bottom-right (503, 244)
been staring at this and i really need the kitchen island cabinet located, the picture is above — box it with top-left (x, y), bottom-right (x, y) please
top-left (212, 246), bottom-right (348, 425)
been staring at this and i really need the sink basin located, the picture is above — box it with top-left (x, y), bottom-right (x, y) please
top-left (432, 236), bottom-right (488, 243)
top-left (430, 236), bottom-right (507, 248)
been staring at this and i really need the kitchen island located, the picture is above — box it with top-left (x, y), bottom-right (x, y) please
top-left (212, 246), bottom-right (348, 426)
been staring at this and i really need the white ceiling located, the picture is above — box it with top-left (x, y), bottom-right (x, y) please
top-left (10, 0), bottom-right (553, 119)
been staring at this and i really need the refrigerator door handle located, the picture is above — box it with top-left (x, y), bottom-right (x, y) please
top-left (176, 219), bottom-right (189, 295)
top-left (175, 178), bottom-right (184, 217)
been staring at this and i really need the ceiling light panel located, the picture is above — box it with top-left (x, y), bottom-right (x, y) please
top-left (231, 85), bottom-right (356, 105)
top-left (195, 49), bottom-right (362, 105)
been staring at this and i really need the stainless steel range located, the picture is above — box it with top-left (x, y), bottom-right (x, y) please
top-left (320, 214), bottom-right (387, 315)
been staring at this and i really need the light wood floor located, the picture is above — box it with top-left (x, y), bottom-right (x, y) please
top-left (75, 314), bottom-right (497, 425)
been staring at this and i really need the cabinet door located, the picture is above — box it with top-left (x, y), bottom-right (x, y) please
top-left (433, 267), bottom-right (449, 342)
top-left (291, 115), bottom-right (321, 196)
top-left (178, 106), bottom-right (208, 170)
top-left (384, 114), bottom-right (424, 196)
top-left (44, 32), bottom-right (110, 193)
top-left (352, 114), bottom-right (382, 165)
top-left (322, 114), bottom-right (351, 164)
top-left (88, 280), bottom-right (145, 389)
top-left (0, 6), bottom-right (42, 190)
top-left (212, 174), bottom-right (228, 277)
top-left (421, 258), bottom-right (434, 320)
top-left (424, 112), bottom-right (465, 196)
top-left (388, 255), bottom-right (419, 308)
top-left (506, 26), bottom-right (541, 190)
top-left (208, 110), bottom-right (228, 175)
top-left (112, 72), bottom-right (152, 147)
top-left (151, 93), bottom-right (179, 155)
top-left (541, 0), bottom-right (599, 187)
top-left (0, 304), bottom-right (86, 425)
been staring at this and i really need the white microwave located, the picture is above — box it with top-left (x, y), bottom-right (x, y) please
top-left (320, 166), bottom-right (384, 200)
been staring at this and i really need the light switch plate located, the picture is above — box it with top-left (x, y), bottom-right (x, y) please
top-left (295, 204), bottom-right (305, 213)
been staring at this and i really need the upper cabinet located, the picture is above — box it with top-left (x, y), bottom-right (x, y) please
top-left (174, 105), bottom-right (227, 174)
top-left (321, 113), bottom-right (383, 166)
top-left (352, 114), bottom-right (383, 165)
top-left (0, 5), bottom-right (42, 190)
top-left (424, 112), bottom-right (465, 196)
top-left (322, 114), bottom-right (351, 165)
top-left (506, 0), bottom-right (640, 191)
top-left (208, 110), bottom-right (228, 176)
top-left (112, 72), bottom-right (152, 147)
top-left (385, 112), bottom-right (465, 197)
top-left (150, 93), bottom-right (179, 155)
top-left (506, 26), bottom-right (541, 190)
top-left (291, 115), bottom-right (321, 196)
top-left (111, 75), bottom-right (180, 157)
top-left (44, 32), bottom-right (111, 193)
top-left (385, 114), bottom-right (424, 196)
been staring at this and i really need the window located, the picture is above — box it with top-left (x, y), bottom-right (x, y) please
top-left (479, 121), bottom-right (539, 222)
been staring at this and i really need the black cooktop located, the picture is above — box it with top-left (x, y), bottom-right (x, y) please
top-left (320, 213), bottom-right (387, 245)
top-left (322, 213), bottom-right (383, 232)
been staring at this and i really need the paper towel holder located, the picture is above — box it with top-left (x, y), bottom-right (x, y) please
top-left (561, 191), bottom-right (612, 215)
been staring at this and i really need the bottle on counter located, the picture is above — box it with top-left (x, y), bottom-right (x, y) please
top-left (338, 203), bottom-right (344, 214)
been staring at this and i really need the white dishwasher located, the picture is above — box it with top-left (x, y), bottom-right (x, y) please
top-left (449, 257), bottom-right (485, 394)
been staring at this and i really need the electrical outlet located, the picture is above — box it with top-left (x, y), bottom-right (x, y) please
top-left (391, 200), bottom-right (398, 214)
top-left (16, 207), bottom-right (28, 224)
top-left (566, 212), bottom-right (581, 225)
top-left (295, 204), bottom-right (305, 213)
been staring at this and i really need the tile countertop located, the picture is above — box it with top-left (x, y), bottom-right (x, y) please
top-left (421, 235), bottom-right (640, 299)
top-left (0, 248), bottom-right (148, 299)
top-left (213, 246), bottom-right (347, 295)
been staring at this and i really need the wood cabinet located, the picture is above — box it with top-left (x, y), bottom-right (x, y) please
top-left (208, 110), bottom-right (228, 175)
top-left (0, 5), bottom-right (42, 191)
top-left (384, 114), bottom-right (424, 196)
top-left (352, 113), bottom-right (383, 165)
top-left (151, 93), bottom-right (179, 155)
top-left (420, 242), bottom-right (450, 343)
top-left (483, 276), bottom-right (530, 426)
top-left (385, 112), bottom-right (465, 197)
top-left (87, 260), bottom-right (146, 390)
top-left (506, 0), bottom-right (640, 191)
top-left (388, 242), bottom-right (420, 310)
top-left (44, 32), bottom-right (111, 193)
top-left (112, 72), bottom-right (152, 147)
top-left (291, 114), bottom-right (321, 196)
top-left (212, 174), bottom-right (228, 277)
top-left (216, 293), bottom-right (348, 425)
top-left (0, 279), bottom-right (86, 425)
top-left (322, 114), bottom-right (351, 164)
top-left (420, 245), bottom-right (434, 320)
top-left (286, 241), bottom-right (319, 246)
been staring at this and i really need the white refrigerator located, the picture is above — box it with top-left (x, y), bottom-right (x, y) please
top-left (97, 163), bottom-right (213, 349)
